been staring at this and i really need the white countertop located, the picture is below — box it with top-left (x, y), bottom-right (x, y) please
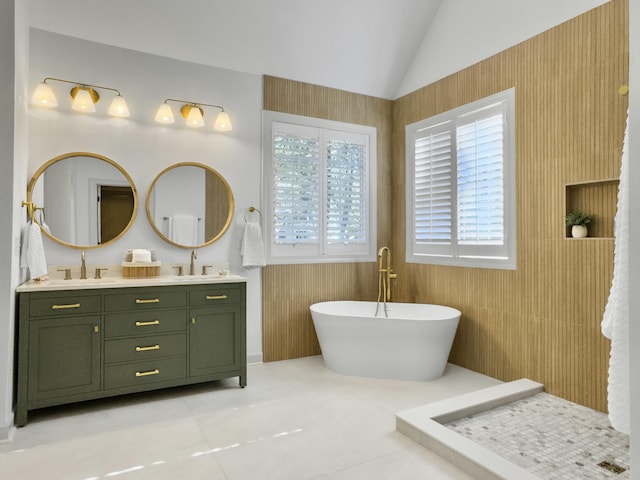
top-left (17, 273), bottom-right (247, 292)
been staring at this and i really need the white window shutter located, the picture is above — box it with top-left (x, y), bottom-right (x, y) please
top-left (414, 126), bottom-right (453, 244)
top-left (272, 127), bottom-right (321, 245)
top-left (325, 131), bottom-right (368, 246)
top-left (457, 107), bottom-right (505, 249)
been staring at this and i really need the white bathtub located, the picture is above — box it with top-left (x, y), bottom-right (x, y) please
top-left (310, 301), bottom-right (460, 381)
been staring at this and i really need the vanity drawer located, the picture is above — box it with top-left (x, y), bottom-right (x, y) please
top-left (188, 285), bottom-right (242, 306)
top-left (104, 333), bottom-right (187, 364)
top-left (104, 357), bottom-right (187, 390)
top-left (29, 294), bottom-right (101, 317)
top-left (104, 310), bottom-right (186, 338)
top-left (104, 289), bottom-right (186, 312)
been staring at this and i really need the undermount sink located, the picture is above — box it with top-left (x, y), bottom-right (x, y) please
top-left (171, 274), bottom-right (225, 281)
top-left (44, 277), bottom-right (120, 286)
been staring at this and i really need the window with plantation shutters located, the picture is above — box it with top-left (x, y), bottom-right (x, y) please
top-left (406, 89), bottom-right (516, 269)
top-left (263, 112), bottom-right (377, 264)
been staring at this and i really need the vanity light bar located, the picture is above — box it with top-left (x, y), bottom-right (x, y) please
top-left (31, 77), bottom-right (130, 118)
top-left (155, 98), bottom-right (232, 131)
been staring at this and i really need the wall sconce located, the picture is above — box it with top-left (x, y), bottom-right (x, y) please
top-left (154, 99), bottom-right (232, 131)
top-left (31, 77), bottom-right (130, 118)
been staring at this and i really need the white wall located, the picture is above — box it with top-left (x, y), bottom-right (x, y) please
top-left (0, 0), bottom-right (29, 441)
top-left (628, 0), bottom-right (639, 476)
top-left (28, 30), bottom-right (264, 366)
top-left (396, 0), bottom-right (611, 97)
top-left (0, 0), bottom-right (16, 442)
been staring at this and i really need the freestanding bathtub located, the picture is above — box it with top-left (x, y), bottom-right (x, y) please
top-left (310, 301), bottom-right (460, 381)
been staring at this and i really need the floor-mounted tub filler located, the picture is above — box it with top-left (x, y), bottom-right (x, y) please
top-left (309, 300), bottom-right (460, 381)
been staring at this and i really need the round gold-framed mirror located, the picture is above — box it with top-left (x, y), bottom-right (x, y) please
top-left (26, 152), bottom-right (138, 250)
top-left (145, 162), bottom-right (234, 248)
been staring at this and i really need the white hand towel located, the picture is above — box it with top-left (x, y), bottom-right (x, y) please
top-left (241, 221), bottom-right (266, 269)
top-left (601, 110), bottom-right (630, 434)
top-left (26, 222), bottom-right (48, 280)
top-left (20, 223), bottom-right (30, 270)
top-left (169, 214), bottom-right (198, 245)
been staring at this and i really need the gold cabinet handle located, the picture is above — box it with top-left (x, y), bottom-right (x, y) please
top-left (136, 345), bottom-right (160, 352)
top-left (135, 298), bottom-right (160, 304)
top-left (51, 303), bottom-right (81, 310)
top-left (94, 325), bottom-right (100, 333)
top-left (135, 369), bottom-right (160, 377)
top-left (135, 320), bottom-right (160, 327)
top-left (206, 295), bottom-right (228, 300)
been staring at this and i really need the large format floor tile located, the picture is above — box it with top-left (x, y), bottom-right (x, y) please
top-left (0, 356), bottom-right (499, 479)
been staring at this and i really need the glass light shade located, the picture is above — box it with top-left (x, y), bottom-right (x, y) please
top-left (31, 82), bottom-right (58, 107)
top-left (213, 111), bottom-right (233, 131)
top-left (71, 88), bottom-right (96, 112)
top-left (107, 95), bottom-right (130, 118)
top-left (185, 106), bottom-right (205, 128)
top-left (155, 103), bottom-right (175, 124)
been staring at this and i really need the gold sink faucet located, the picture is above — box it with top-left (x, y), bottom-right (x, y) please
top-left (190, 249), bottom-right (197, 275)
top-left (80, 251), bottom-right (87, 279)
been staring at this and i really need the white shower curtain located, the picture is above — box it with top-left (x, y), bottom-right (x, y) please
top-left (601, 110), bottom-right (630, 434)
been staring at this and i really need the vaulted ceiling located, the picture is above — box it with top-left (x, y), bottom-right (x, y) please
top-left (28, 0), bottom-right (442, 99)
top-left (27, 0), bottom-right (611, 100)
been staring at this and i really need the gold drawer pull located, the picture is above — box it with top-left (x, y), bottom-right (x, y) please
top-left (135, 320), bottom-right (160, 327)
top-left (136, 369), bottom-right (160, 377)
top-left (135, 298), bottom-right (160, 304)
top-left (136, 344), bottom-right (160, 352)
top-left (51, 303), bottom-right (81, 310)
top-left (206, 295), bottom-right (228, 300)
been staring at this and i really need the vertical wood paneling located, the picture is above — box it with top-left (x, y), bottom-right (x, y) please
top-left (392, 0), bottom-right (627, 411)
top-left (262, 0), bottom-right (627, 412)
top-left (262, 77), bottom-right (392, 362)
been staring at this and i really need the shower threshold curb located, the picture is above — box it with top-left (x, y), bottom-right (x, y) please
top-left (396, 378), bottom-right (544, 480)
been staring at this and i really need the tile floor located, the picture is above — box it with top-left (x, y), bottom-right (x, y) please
top-left (446, 392), bottom-right (630, 479)
top-left (0, 356), bottom-right (500, 480)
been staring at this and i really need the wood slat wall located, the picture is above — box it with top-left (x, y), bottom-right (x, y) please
top-left (262, 76), bottom-right (393, 362)
top-left (392, 0), bottom-right (627, 411)
top-left (262, 0), bottom-right (627, 412)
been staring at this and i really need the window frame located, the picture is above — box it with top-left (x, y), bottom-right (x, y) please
top-left (262, 110), bottom-right (377, 265)
top-left (405, 88), bottom-right (516, 270)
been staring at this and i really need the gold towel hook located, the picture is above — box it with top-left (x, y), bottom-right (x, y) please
top-left (21, 201), bottom-right (45, 223)
top-left (21, 201), bottom-right (35, 221)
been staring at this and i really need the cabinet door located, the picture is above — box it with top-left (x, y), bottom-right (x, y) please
top-left (189, 306), bottom-right (241, 377)
top-left (28, 316), bottom-right (101, 402)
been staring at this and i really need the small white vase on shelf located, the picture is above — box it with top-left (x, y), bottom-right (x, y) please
top-left (571, 225), bottom-right (588, 238)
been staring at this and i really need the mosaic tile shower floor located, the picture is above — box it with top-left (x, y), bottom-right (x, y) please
top-left (445, 392), bottom-right (630, 479)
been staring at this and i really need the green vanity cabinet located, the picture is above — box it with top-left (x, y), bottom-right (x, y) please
top-left (15, 280), bottom-right (246, 427)
top-left (17, 291), bottom-right (102, 416)
top-left (188, 284), bottom-right (246, 385)
top-left (28, 315), bottom-right (101, 402)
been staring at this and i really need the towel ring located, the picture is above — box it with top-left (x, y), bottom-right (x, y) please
top-left (245, 206), bottom-right (262, 223)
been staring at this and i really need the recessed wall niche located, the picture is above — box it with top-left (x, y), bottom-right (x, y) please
top-left (565, 179), bottom-right (619, 239)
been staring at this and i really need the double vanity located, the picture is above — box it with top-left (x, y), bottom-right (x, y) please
top-left (18, 151), bottom-right (247, 427)
top-left (15, 275), bottom-right (247, 427)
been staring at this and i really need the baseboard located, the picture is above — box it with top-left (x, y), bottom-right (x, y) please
top-left (0, 424), bottom-right (16, 444)
top-left (247, 352), bottom-right (263, 365)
